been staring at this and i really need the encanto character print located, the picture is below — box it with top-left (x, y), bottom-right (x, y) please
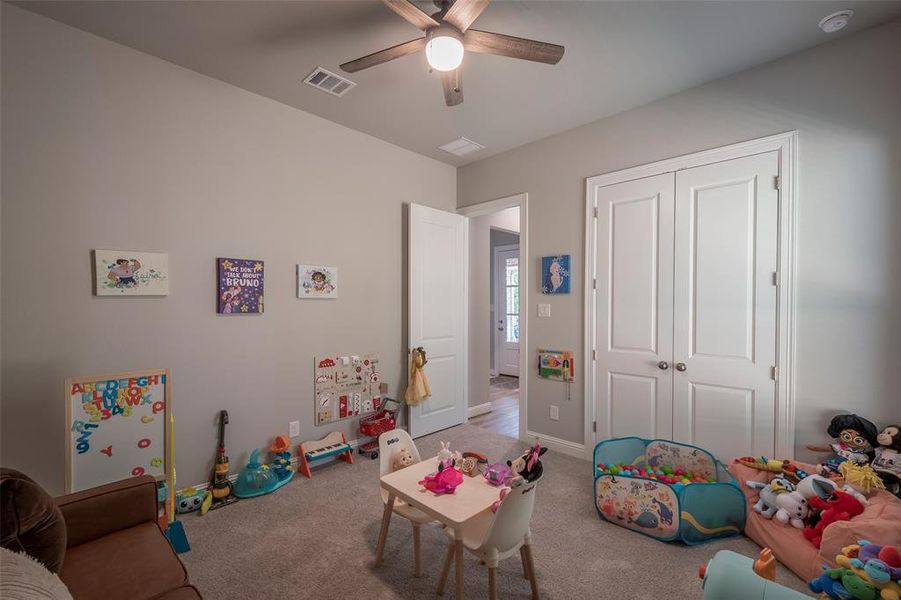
top-left (108, 258), bottom-right (141, 287)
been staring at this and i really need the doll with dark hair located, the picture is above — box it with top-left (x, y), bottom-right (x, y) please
top-left (806, 413), bottom-right (879, 476)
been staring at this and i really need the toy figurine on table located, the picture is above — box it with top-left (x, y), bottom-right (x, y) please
top-left (806, 414), bottom-right (879, 477)
top-left (419, 458), bottom-right (463, 495)
top-left (508, 441), bottom-right (547, 483)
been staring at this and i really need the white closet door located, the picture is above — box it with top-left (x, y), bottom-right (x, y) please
top-left (672, 152), bottom-right (779, 459)
top-left (595, 173), bottom-right (675, 440)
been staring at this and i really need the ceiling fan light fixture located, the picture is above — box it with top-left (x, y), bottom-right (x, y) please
top-left (426, 31), bottom-right (464, 72)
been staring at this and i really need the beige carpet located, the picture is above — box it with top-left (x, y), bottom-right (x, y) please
top-left (179, 424), bottom-right (809, 599)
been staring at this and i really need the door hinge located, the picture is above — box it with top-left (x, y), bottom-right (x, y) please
top-left (592, 349), bottom-right (597, 361)
top-left (771, 366), bottom-right (778, 381)
top-left (593, 421), bottom-right (597, 433)
top-left (592, 278), bottom-right (597, 290)
top-left (593, 206), bottom-right (598, 219)
top-left (774, 175), bottom-right (780, 190)
top-left (772, 271), bottom-right (779, 286)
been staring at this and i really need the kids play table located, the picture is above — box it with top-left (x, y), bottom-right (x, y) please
top-left (375, 457), bottom-right (501, 600)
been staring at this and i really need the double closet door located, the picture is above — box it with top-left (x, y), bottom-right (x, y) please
top-left (594, 151), bottom-right (780, 460)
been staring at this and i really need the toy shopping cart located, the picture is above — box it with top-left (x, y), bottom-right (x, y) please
top-left (358, 398), bottom-right (401, 460)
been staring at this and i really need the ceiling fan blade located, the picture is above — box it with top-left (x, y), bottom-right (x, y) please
top-left (380, 0), bottom-right (439, 30)
top-left (443, 0), bottom-right (490, 33)
top-left (340, 37), bottom-right (426, 73)
top-left (464, 29), bottom-right (564, 65)
top-left (441, 69), bottom-right (463, 107)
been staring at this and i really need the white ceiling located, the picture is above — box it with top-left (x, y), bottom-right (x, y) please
top-left (15, 0), bottom-right (901, 166)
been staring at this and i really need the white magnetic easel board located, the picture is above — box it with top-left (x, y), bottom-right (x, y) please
top-left (65, 369), bottom-right (171, 493)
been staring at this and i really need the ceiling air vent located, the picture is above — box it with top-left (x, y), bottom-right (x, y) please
top-left (438, 137), bottom-right (485, 157)
top-left (303, 67), bottom-right (356, 97)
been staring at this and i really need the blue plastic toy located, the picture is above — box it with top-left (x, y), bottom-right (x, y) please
top-left (233, 448), bottom-right (294, 498)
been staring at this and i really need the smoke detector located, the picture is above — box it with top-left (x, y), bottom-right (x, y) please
top-left (819, 10), bottom-right (853, 33)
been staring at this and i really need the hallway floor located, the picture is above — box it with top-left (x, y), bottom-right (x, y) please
top-left (470, 374), bottom-right (519, 438)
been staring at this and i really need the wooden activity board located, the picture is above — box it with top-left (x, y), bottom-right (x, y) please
top-left (66, 369), bottom-right (171, 493)
top-left (314, 354), bottom-right (381, 425)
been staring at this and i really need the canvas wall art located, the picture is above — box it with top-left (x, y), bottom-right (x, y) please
top-left (541, 254), bottom-right (571, 294)
top-left (94, 250), bottom-right (169, 296)
top-left (217, 258), bottom-right (264, 314)
top-left (298, 265), bottom-right (337, 299)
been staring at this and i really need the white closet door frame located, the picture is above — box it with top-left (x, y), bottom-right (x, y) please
top-left (584, 131), bottom-right (798, 460)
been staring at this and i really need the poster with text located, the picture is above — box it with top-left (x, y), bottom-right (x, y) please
top-left (218, 258), bottom-right (264, 314)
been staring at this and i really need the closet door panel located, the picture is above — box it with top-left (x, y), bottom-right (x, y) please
top-left (672, 152), bottom-right (780, 459)
top-left (595, 173), bottom-right (674, 441)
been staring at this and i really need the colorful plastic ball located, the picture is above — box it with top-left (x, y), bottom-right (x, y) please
top-left (662, 466), bottom-right (673, 475)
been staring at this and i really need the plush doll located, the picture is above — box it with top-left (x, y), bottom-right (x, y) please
top-left (809, 566), bottom-right (878, 600)
top-left (796, 473), bottom-right (838, 500)
top-left (802, 489), bottom-right (866, 548)
top-left (873, 425), bottom-right (901, 498)
top-left (835, 542), bottom-right (901, 600)
top-left (437, 441), bottom-right (453, 463)
top-left (774, 491), bottom-right (809, 528)
top-left (392, 447), bottom-right (415, 471)
top-left (507, 441), bottom-right (548, 483)
top-left (746, 476), bottom-right (796, 520)
top-left (840, 461), bottom-right (887, 496)
top-left (807, 414), bottom-right (879, 476)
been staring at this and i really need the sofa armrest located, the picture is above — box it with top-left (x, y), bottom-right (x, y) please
top-left (55, 476), bottom-right (159, 547)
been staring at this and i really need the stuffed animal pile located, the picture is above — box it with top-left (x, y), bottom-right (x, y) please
top-left (809, 541), bottom-right (901, 600)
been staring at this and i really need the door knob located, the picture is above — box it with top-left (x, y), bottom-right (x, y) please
top-left (675, 362), bottom-right (687, 372)
top-left (657, 361), bottom-right (669, 370)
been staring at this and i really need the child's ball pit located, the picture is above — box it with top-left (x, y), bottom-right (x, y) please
top-left (596, 462), bottom-right (716, 485)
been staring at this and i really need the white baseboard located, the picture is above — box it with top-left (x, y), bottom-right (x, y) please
top-left (468, 403), bottom-right (492, 418)
top-left (188, 437), bottom-right (363, 491)
top-left (523, 430), bottom-right (586, 460)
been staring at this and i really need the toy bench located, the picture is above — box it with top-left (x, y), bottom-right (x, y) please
top-left (593, 437), bottom-right (746, 544)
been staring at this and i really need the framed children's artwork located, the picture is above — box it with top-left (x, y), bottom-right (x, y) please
top-left (94, 250), bottom-right (169, 296)
top-left (217, 258), bottom-right (264, 314)
top-left (298, 265), bottom-right (337, 299)
top-left (541, 255), bottom-right (571, 294)
top-left (538, 349), bottom-right (574, 381)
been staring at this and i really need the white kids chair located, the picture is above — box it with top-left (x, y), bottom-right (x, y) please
top-left (376, 429), bottom-right (435, 577)
top-left (436, 477), bottom-right (540, 600)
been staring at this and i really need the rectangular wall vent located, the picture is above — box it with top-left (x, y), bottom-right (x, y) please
top-left (303, 67), bottom-right (356, 97)
top-left (438, 137), bottom-right (485, 156)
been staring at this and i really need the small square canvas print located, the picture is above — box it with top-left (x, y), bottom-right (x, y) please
top-left (94, 250), bottom-right (169, 296)
top-left (298, 265), bottom-right (337, 299)
top-left (541, 255), bottom-right (571, 294)
top-left (218, 258), bottom-right (264, 314)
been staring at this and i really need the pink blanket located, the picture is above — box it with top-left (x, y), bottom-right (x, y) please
top-left (730, 459), bottom-right (901, 581)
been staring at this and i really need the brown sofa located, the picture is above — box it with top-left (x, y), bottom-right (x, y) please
top-left (1, 468), bottom-right (201, 599)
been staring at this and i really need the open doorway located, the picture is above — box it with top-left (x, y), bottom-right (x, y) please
top-left (466, 205), bottom-right (521, 439)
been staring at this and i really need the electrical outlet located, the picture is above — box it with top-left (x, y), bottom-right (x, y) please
top-left (538, 303), bottom-right (551, 318)
top-left (289, 421), bottom-right (300, 437)
top-left (550, 405), bottom-right (559, 421)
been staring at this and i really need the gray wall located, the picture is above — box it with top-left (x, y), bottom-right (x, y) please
top-left (489, 229), bottom-right (520, 372)
top-left (458, 19), bottom-right (901, 459)
top-left (0, 5), bottom-right (456, 495)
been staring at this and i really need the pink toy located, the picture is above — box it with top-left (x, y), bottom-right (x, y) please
top-left (483, 461), bottom-right (515, 487)
top-left (419, 458), bottom-right (463, 495)
top-left (491, 487), bottom-right (510, 513)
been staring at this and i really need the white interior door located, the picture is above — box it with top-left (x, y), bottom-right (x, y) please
top-left (672, 152), bottom-right (779, 459)
top-left (494, 245), bottom-right (520, 376)
top-left (595, 173), bottom-right (675, 440)
top-left (408, 203), bottom-right (467, 438)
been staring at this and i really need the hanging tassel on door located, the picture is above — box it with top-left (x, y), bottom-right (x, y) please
top-left (404, 347), bottom-right (431, 406)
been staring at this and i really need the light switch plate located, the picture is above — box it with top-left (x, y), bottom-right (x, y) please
top-left (289, 420), bottom-right (300, 437)
top-left (550, 405), bottom-right (559, 420)
top-left (538, 303), bottom-right (551, 317)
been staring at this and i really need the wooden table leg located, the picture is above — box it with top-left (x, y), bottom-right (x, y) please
top-left (520, 546), bottom-right (531, 580)
top-left (523, 543), bottom-right (539, 599)
top-left (488, 566), bottom-right (497, 600)
top-left (436, 541), bottom-right (455, 596)
top-left (412, 523), bottom-right (422, 577)
top-left (454, 538), bottom-right (464, 600)
top-left (374, 493), bottom-right (395, 567)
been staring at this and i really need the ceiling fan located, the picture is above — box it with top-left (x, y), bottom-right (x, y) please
top-left (340, 0), bottom-right (564, 107)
